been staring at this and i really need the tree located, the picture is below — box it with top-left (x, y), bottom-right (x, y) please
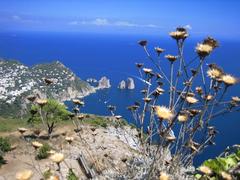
top-left (28, 99), bottom-right (70, 136)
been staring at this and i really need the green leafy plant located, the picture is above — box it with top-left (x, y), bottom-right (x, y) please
top-left (0, 137), bottom-right (10, 167)
top-left (67, 168), bottom-right (78, 180)
top-left (28, 99), bottom-right (70, 136)
top-left (84, 116), bottom-right (108, 128)
top-left (36, 143), bottom-right (51, 160)
top-left (0, 137), bottom-right (11, 153)
top-left (196, 146), bottom-right (240, 179)
top-left (0, 155), bottom-right (6, 167)
top-left (43, 169), bottom-right (53, 179)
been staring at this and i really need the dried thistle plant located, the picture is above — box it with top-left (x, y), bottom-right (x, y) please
top-left (126, 27), bottom-right (240, 178)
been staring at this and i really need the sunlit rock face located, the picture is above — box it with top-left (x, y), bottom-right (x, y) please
top-left (126, 78), bottom-right (135, 90)
top-left (98, 76), bottom-right (111, 89)
top-left (118, 78), bottom-right (135, 90)
top-left (118, 80), bottom-right (126, 89)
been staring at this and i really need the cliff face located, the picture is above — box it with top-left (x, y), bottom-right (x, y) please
top-left (0, 60), bottom-right (95, 117)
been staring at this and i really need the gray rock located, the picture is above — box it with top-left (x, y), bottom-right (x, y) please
top-left (127, 78), bottom-right (135, 89)
top-left (118, 80), bottom-right (126, 89)
top-left (98, 76), bottom-right (111, 89)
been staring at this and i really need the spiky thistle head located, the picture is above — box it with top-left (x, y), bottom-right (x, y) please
top-left (15, 169), bottom-right (33, 180)
top-left (50, 153), bottom-right (65, 163)
top-left (155, 106), bottom-right (174, 121)
top-left (221, 74), bottom-right (238, 86)
top-left (178, 111), bottom-right (189, 122)
top-left (169, 27), bottom-right (188, 40)
top-left (159, 172), bottom-right (170, 180)
top-left (142, 68), bottom-right (153, 74)
top-left (196, 43), bottom-right (213, 58)
top-left (165, 55), bottom-right (178, 62)
top-left (207, 68), bottom-right (223, 79)
top-left (203, 36), bottom-right (219, 49)
top-left (138, 40), bottom-right (147, 47)
top-left (154, 47), bottom-right (164, 56)
top-left (198, 166), bottom-right (212, 176)
top-left (186, 96), bottom-right (198, 104)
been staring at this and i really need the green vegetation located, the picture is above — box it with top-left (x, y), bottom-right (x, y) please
top-left (29, 99), bottom-right (70, 136)
top-left (67, 169), bottom-right (78, 180)
top-left (0, 137), bottom-right (11, 166)
top-left (0, 117), bottom-right (28, 132)
top-left (84, 116), bottom-right (108, 128)
top-left (43, 169), bottom-right (53, 179)
top-left (0, 155), bottom-right (6, 167)
top-left (0, 114), bottom-right (131, 134)
top-left (0, 137), bottom-right (11, 153)
top-left (36, 143), bottom-right (52, 160)
top-left (196, 146), bottom-right (240, 179)
top-left (82, 115), bottom-right (128, 128)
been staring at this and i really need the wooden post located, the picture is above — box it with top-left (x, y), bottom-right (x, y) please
top-left (77, 153), bottom-right (96, 178)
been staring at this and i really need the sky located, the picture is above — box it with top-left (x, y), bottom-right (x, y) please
top-left (0, 0), bottom-right (240, 38)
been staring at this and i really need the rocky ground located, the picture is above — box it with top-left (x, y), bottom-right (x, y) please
top-left (0, 123), bottom-right (142, 180)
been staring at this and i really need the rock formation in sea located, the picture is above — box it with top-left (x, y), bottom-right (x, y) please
top-left (126, 78), bottom-right (135, 89)
top-left (118, 78), bottom-right (135, 90)
top-left (86, 78), bottom-right (98, 83)
top-left (118, 80), bottom-right (126, 89)
top-left (98, 76), bottom-right (111, 89)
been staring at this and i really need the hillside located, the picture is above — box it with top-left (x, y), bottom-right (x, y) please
top-left (0, 115), bottom-right (142, 179)
top-left (0, 60), bottom-right (95, 117)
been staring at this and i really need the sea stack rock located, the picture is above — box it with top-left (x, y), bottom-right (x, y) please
top-left (118, 80), bottom-right (126, 89)
top-left (127, 78), bottom-right (135, 89)
top-left (98, 76), bottom-right (111, 89)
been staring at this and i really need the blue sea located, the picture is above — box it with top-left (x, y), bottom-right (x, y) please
top-left (0, 31), bottom-right (239, 166)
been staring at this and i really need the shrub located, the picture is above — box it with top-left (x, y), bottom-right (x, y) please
top-left (85, 117), bottom-right (108, 128)
top-left (196, 146), bottom-right (240, 179)
top-left (36, 143), bottom-right (51, 160)
top-left (28, 99), bottom-right (70, 136)
top-left (0, 155), bottom-right (6, 167)
top-left (0, 137), bottom-right (11, 153)
top-left (43, 169), bottom-right (52, 179)
top-left (67, 168), bottom-right (78, 180)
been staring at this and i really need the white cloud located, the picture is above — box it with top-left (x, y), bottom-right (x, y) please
top-left (114, 21), bottom-right (138, 27)
top-left (145, 24), bottom-right (158, 28)
top-left (10, 15), bottom-right (39, 24)
top-left (69, 18), bottom-right (160, 29)
top-left (93, 18), bottom-right (109, 26)
top-left (184, 24), bottom-right (192, 30)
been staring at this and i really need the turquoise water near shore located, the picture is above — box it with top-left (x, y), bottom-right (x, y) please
top-left (0, 31), bottom-right (240, 165)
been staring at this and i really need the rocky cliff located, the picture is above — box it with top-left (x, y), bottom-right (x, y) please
top-left (0, 60), bottom-right (95, 117)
